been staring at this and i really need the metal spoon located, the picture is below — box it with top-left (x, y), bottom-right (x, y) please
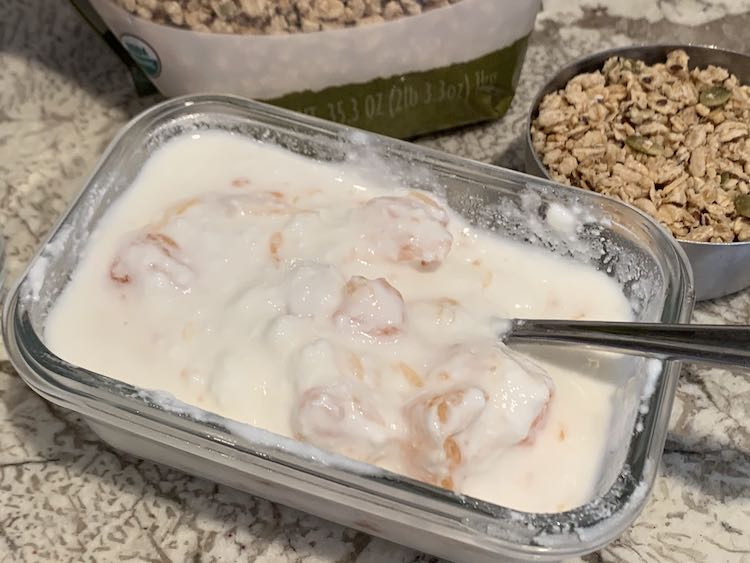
top-left (503, 319), bottom-right (750, 368)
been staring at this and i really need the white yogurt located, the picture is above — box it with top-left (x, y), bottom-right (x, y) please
top-left (45, 131), bottom-right (633, 513)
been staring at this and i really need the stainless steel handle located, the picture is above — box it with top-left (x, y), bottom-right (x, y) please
top-left (505, 319), bottom-right (750, 368)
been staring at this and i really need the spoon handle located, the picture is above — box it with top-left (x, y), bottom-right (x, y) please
top-left (505, 319), bottom-right (750, 368)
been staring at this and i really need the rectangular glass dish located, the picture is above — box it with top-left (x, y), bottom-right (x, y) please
top-left (2, 95), bottom-right (694, 562)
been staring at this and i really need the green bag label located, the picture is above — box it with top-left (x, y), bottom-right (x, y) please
top-left (266, 36), bottom-right (529, 139)
top-left (121, 34), bottom-right (162, 78)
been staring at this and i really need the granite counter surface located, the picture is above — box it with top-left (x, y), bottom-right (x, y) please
top-left (1, 1), bottom-right (749, 561)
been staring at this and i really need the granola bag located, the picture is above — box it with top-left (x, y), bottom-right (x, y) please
top-left (80, 0), bottom-right (539, 138)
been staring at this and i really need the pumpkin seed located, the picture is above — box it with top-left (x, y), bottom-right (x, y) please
top-left (626, 135), bottom-right (662, 156)
top-left (700, 86), bottom-right (731, 108)
top-left (736, 194), bottom-right (750, 218)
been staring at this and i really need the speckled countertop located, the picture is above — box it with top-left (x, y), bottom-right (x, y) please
top-left (1, 1), bottom-right (749, 562)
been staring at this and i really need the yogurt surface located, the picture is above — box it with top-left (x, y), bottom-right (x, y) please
top-left (45, 131), bottom-right (633, 513)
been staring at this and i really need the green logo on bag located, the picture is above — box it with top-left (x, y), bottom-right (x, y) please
top-left (121, 34), bottom-right (161, 78)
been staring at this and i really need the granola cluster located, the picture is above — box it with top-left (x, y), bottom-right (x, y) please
top-left (114, 0), bottom-right (462, 34)
top-left (531, 49), bottom-right (750, 243)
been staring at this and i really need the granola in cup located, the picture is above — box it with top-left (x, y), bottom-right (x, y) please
top-left (530, 49), bottom-right (750, 243)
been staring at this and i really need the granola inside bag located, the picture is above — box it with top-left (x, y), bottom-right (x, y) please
top-left (77, 0), bottom-right (539, 138)
top-left (113, 0), bottom-right (467, 35)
